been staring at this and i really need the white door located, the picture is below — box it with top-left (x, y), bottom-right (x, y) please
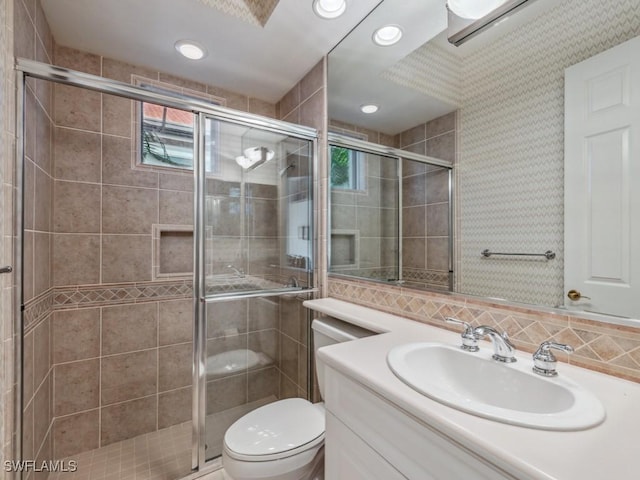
top-left (565, 36), bottom-right (640, 318)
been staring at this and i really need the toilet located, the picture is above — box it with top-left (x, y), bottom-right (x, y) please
top-left (222, 317), bottom-right (373, 480)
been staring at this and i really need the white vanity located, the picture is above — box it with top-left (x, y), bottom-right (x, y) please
top-left (305, 298), bottom-right (640, 480)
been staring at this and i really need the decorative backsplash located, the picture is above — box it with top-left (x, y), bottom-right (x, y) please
top-left (328, 277), bottom-right (640, 384)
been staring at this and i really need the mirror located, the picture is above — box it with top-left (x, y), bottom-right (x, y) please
top-left (327, 0), bottom-right (640, 321)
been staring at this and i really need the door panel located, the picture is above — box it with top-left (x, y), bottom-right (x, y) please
top-left (565, 36), bottom-right (640, 317)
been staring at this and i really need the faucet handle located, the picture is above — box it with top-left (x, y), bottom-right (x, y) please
top-left (445, 317), bottom-right (479, 352)
top-left (532, 341), bottom-right (574, 377)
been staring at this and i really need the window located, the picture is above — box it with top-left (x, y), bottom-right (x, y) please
top-left (137, 81), bottom-right (221, 173)
top-left (330, 145), bottom-right (364, 190)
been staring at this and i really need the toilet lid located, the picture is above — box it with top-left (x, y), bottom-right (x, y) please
top-left (224, 398), bottom-right (325, 458)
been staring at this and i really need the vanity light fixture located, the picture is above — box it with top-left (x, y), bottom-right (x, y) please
top-left (372, 25), bottom-right (403, 46)
top-left (312, 0), bottom-right (346, 19)
top-left (360, 104), bottom-right (379, 114)
top-left (175, 40), bottom-right (207, 60)
top-left (446, 0), bottom-right (507, 19)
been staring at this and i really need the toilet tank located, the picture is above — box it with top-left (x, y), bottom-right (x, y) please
top-left (311, 317), bottom-right (375, 399)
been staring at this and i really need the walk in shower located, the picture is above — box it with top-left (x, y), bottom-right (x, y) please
top-left (16, 59), bottom-right (316, 479)
top-left (328, 133), bottom-right (453, 291)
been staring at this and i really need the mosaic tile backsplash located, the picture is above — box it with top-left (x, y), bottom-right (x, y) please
top-left (329, 277), bottom-right (640, 384)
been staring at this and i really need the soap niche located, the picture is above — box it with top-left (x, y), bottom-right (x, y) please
top-left (153, 224), bottom-right (194, 280)
top-left (330, 230), bottom-right (359, 269)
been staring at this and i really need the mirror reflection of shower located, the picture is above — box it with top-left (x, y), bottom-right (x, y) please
top-left (235, 146), bottom-right (275, 171)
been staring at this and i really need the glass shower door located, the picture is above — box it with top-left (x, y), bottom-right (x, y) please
top-left (193, 115), bottom-right (315, 464)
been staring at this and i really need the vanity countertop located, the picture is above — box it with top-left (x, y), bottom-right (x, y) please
top-left (304, 298), bottom-right (640, 480)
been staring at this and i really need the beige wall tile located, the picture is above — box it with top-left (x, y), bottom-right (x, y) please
top-left (426, 111), bottom-right (456, 138)
top-left (23, 330), bottom-right (34, 404)
top-left (35, 103), bottom-right (51, 174)
top-left (248, 367), bottom-right (278, 402)
top-left (53, 409), bottom-right (99, 459)
top-left (159, 299), bottom-right (192, 346)
top-left (102, 95), bottom-right (132, 138)
top-left (52, 234), bottom-right (100, 286)
top-left (33, 316), bottom-right (50, 388)
top-left (300, 60), bottom-right (324, 102)
top-left (53, 127), bottom-right (101, 183)
top-left (159, 173), bottom-right (193, 192)
top-left (248, 330), bottom-right (278, 366)
top-left (158, 343), bottom-right (192, 392)
top-left (53, 181), bottom-right (101, 233)
top-left (102, 185), bottom-right (157, 234)
top-left (403, 238), bottom-right (426, 270)
top-left (248, 297), bottom-right (278, 332)
top-left (100, 396), bottom-right (157, 446)
top-left (52, 308), bottom-right (100, 364)
top-left (33, 232), bottom-right (50, 296)
top-left (54, 45), bottom-right (100, 74)
top-left (23, 159), bottom-right (35, 230)
top-left (245, 199), bottom-right (277, 237)
top-left (14, 0), bottom-right (35, 60)
top-left (101, 350), bottom-right (157, 405)
top-left (403, 206), bottom-right (426, 238)
top-left (159, 190), bottom-right (192, 226)
top-left (33, 375), bottom-right (50, 455)
top-left (427, 203), bottom-right (449, 237)
top-left (248, 98), bottom-right (276, 118)
top-left (280, 333), bottom-right (298, 381)
top-left (400, 124), bottom-right (426, 148)
top-left (206, 300), bottom-right (248, 338)
top-left (426, 169), bottom-right (450, 204)
top-left (206, 375), bottom-right (246, 414)
top-left (54, 84), bottom-right (101, 132)
top-left (299, 91), bottom-right (323, 131)
top-left (54, 359), bottom-right (99, 416)
top-left (158, 387), bottom-right (191, 429)
top-left (278, 84), bottom-right (300, 120)
top-left (101, 234), bottom-right (151, 283)
top-left (34, 166), bottom-right (51, 232)
top-left (22, 401), bottom-right (34, 462)
top-left (102, 135), bottom-right (158, 188)
top-left (102, 303), bottom-right (157, 355)
top-left (23, 230), bottom-right (34, 301)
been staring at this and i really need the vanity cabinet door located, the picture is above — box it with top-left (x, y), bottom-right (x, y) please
top-left (326, 411), bottom-right (407, 480)
top-left (324, 366), bottom-right (517, 480)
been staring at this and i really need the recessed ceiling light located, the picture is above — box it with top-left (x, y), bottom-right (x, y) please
top-left (175, 40), bottom-right (207, 60)
top-left (361, 104), bottom-right (379, 114)
top-left (372, 25), bottom-right (403, 46)
top-left (447, 0), bottom-right (507, 20)
top-left (313, 0), bottom-right (346, 19)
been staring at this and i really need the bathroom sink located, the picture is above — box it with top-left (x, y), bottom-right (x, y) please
top-left (387, 342), bottom-right (605, 430)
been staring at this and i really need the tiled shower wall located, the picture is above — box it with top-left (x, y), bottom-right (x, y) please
top-left (398, 112), bottom-right (455, 290)
top-left (0, 0), bottom-right (12, 472)
top-left (276, 58), bottom-right (326, 394)
top-left (330, 154), bottom-right (398, 280)
top-left (16, 0), bottom-right (56, 476)
top-left (17, 42), bottom-right (315, 460)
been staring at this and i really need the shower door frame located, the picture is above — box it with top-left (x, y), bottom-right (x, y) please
top-left (15, 58), bottom-right (319, 477)
top-left (326, 132), bottom-right (454, 287)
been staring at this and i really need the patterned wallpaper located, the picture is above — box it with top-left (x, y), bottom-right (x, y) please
top-left (381, 40), bottom-right (462, 107)
top-left (384, 0), bottom-right (640, 306)
top-left (458, 0), bottom-right (640, 306)
top-left (196, 0), bottom-right (279, 27)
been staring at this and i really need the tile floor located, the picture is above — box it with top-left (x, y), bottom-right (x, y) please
top-left (49, 396), bottom-right (276, 480)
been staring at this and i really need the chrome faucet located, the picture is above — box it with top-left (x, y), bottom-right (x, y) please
top-left (445, 317), bottom-right (479, 352)
top-left (473, 326), bottom-right (517, 363)
top-left (532, 341), bottom-right (574, 376)
top-left (226, 264), bottom-right (245, 277)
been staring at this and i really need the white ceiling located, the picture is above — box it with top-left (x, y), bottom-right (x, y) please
top-left (40, 0), bottom-right (382, 103)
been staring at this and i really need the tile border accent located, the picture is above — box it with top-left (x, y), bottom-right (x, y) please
top-left (328, 277), bottom-right (640, 383)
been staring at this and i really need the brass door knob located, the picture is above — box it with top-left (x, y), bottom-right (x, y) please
top-left (567, 289), bottom-right (591, 301)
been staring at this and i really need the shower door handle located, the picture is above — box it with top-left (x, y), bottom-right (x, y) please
top-left (0, 266), bottom-right (12, 274)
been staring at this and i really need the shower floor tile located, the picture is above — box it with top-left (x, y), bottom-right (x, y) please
top-left (49, 396), bottom-right (277, 480)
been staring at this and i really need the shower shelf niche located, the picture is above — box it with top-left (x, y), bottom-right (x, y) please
top-left (152, 224), bottom-right (194, 280)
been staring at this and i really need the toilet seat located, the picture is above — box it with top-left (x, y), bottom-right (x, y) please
top-left (224, 398), bottom-right (325, 462)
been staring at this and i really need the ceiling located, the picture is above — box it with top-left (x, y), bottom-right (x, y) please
top-left (40, 0), bottom-right (382, 103)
